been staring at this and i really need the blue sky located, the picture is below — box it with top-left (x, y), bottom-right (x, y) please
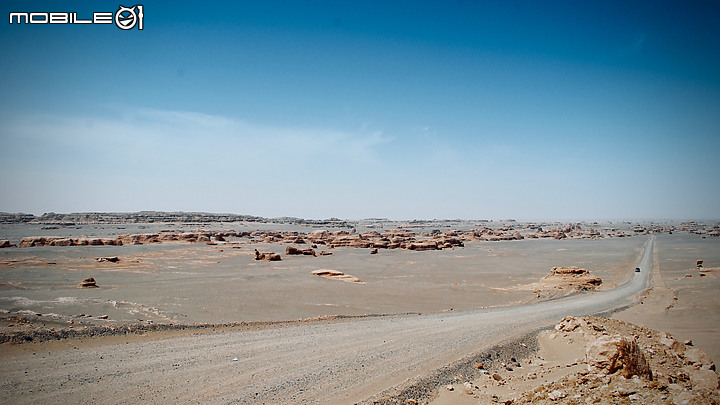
top-left (1, 1), bottom-right (719, 220)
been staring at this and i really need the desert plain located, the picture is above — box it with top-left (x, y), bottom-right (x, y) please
top-left (0, 213), bottom-right (718, 404)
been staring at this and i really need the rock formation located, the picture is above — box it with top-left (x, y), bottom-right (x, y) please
top-left (540, 266), bottom-right (602, 291)
top-left (78, 277), bottom-right (98, 288)
top-left (254, 249), bottom-right (282, 262)
top-left (310, 269), bottom-right (362, 283)
top-left (285, 246), bottom-right (317, 256)
top-left (586, 334), bottom-right (652, 379)
top-left (514, 316), bottom-right (720, 404)
top-left (0, 240), bottom-right (16, 248)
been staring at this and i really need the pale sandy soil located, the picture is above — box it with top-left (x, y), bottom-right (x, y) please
top-left (614, 234), bottom-right (720, 363)
top-left (433, 316), bottom-right (719, 404)
top-left (0, 235), bottom-right (643, 326)
top-left (431, 234), bottom-right (720, 405)
top-left (1, 230), bottom-right (718, 404)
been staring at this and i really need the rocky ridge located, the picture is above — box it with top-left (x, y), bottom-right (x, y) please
top-left (428, 316), bottom-right (719, 405)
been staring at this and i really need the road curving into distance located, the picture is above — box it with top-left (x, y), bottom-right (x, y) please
top-left (0, 236), bottom-right (654, 404)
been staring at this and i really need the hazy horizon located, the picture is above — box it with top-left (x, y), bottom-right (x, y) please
top-left (2, 2), bottom-right (719, 220)
top-left (1, 209), bottom-right (716, 224)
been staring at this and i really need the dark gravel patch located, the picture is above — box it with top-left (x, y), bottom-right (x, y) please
top-left (362, 327), bottom-right (544, 404)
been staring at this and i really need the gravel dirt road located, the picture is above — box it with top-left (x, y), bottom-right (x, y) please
top-left (0, 237), bottom-right (654, 404)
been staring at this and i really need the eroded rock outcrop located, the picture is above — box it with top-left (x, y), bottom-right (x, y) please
top-left (254, 249), bottom-right (281, 262)
top-left (540, 266), bottom-right (602, 291)
top-left (0, 240), bottom-right (16, 248)
top-left (516, 316), bottom-right (720, 404)
top-left (586, 334), bottom-right (652, 379)
top-left (285, 246), bottom-right (316, 256)
top-left (78, 277), bottom-right (98, 288)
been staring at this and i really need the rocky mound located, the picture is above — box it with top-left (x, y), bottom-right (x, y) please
top-left (254, 249), bottom-right (282, 262)
top-left (285, 246), bottom-right (316, 256)
top-left (77, 278), bottom-right (98, 288)
top-left (514, 316), bottom-right (719, 404)
top-left (0, 240), bottom-right (16, 248)
top-left (540, 266), bottom-right (603, 291)
top-left (433, 316), bottom-right (719, 405)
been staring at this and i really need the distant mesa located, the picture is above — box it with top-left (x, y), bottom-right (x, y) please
top-left (5, 214), bottom-right (717, 255)
top-left (0, 211), bottom-right (353, 228)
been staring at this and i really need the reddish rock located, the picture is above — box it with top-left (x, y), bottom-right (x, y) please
top-left (406, 241), bottom-right (439, 251)
top-left (0, 240), bottom-right (16, 248)
top-left (78, 277), bottom-right (98, 288)
top-left (541, 266), bottom-right (602, 290)
top-left (254, 249), bottom-right (282, 262)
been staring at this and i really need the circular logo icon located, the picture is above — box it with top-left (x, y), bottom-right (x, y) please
top-left (115, 5), bottom-right (137, 30)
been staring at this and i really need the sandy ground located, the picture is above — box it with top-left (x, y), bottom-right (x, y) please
top-left (433, 316), bottom-right (719, 404)
top-left (0, 234), bottom-right (642, 326)
top-left (0, 236), bottom-right (655, 404)
top-left (614, 234), bottom-right (720, 363)
top-left (0, 228), bottom-right (718, 404)
top-left (430, 234), bottom-right (720, 404)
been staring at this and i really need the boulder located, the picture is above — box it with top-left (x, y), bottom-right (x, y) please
top-left (286, 246), bottom-right (303, 255)
top-left (306, 230), bottom-right (330, 242)
top-left (254, 249), bottom-right (282, 262)
top-left (586, 334), bottom-right (652, 379)
top-left (0, 240), bottom-right (17, 248)
top-left (78, 277), bottom-right (98, 288)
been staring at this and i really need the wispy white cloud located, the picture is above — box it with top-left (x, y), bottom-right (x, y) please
top-left (1, 107), bottom-right (393, 172)
top-left (0, 108), bottom-right (401, 217)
